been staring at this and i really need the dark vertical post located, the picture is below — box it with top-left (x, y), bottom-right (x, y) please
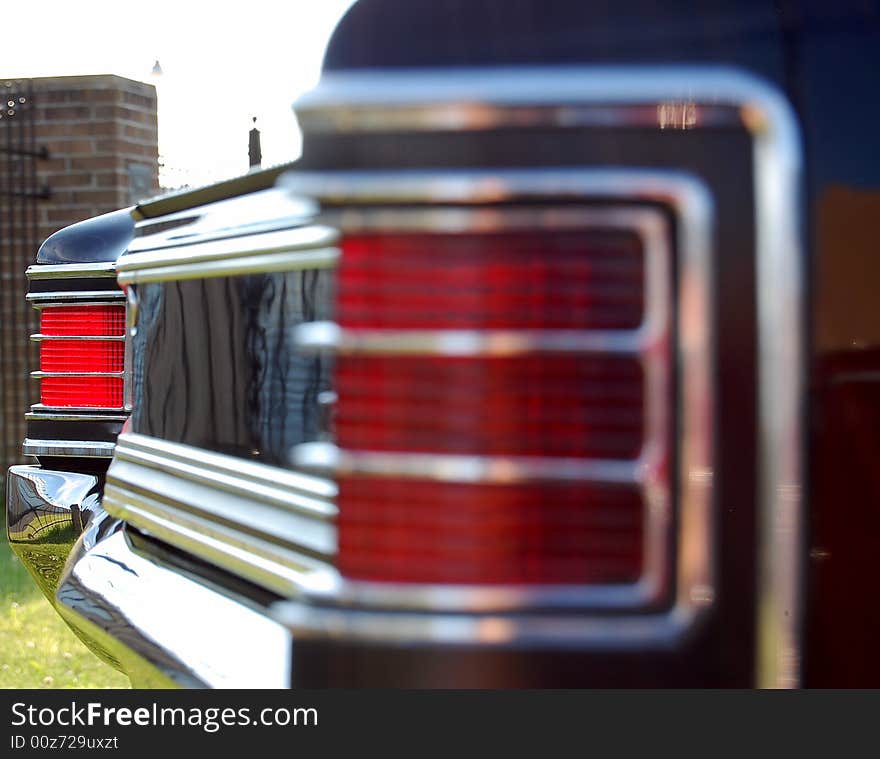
top-left (248, 116), bottom-right (262, 168)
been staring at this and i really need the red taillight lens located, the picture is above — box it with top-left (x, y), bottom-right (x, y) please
top-left (40, 376), bottom-right (123, 407)
top-left (38, 305), bottom-right (125, 408)
top-left (40, 305), bottom-right (125, 336)
top-left (338, 231), bottom-right (643, 329)
top-left (339, 478), bottom-right (643, 585)
top-left (336, 355), bottom-right (643, 459)
top-left (40, 340), bottom-right (124, 373)
top-left (331, 228), bottom-right (657, 587)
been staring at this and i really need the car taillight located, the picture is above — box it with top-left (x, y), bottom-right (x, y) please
top-left (322, 220), bottom-right (670, 590)
top-left (37, 305), bottom-right (125, 408)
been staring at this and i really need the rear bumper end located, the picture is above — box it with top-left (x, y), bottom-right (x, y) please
top-left (56, 528), bottom-right (292, 688)
top-left (7, 464), bottom-right (291, 688)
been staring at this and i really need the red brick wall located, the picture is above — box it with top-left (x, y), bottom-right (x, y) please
top-left (32, 75), bottom-right (159, 242)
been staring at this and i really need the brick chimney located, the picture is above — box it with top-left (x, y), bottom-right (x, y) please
top-left (31, 74), bottom-right (160, 241)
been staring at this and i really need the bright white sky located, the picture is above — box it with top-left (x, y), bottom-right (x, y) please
top-left (4, 0), bottom-right (356, 188)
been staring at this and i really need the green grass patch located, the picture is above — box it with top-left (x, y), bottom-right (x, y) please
top-left (1, 517), bottom-right (130, 689)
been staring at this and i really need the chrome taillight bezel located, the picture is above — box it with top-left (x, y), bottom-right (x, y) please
top-left (288, 167), bottom-right (715, 622)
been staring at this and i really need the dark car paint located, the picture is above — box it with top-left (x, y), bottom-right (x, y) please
top-left (36, 207), bottom-right (134, 264)
top-left (129, 269), bottom-right (334, 467)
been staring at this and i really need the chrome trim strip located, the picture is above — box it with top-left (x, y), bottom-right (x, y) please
top-left (116, 225), bottom-right (339, 284)
top-left (117, 248), bottom-right (340, 284)
top-left (294, 442), bottom-right (644, 485)
top-left (103, 496), bottom-right (332, 599)
top-left (26, 411), bottom-right (128, 422)
top-left (30, 334), bottom-right (125, 342)
top-left (295, 322), bottom-right (646, 355)
top-left (291, 565), bottom-right (662, 613)
top-left (131, 187), bottom-right (316, 252)
top-left (31, 371), bottom-right (125, 379)
top-left (296, 102), bottom-right (739, 135)
top-left (97, 435), bottom-right (667, 613)
top-left (294, 68), bottom-right (803, 683)
top-left (113, 433), bottom-right (337, 516)
top-left (123, 220), bottom-right (332, 259)
top-left (26, 262), bottom-right (117, 279)
top-left (29, 403), bottom-right (126, 414)
top-left (293, 66), bottom-right (761, 134)
top-left (123, 286), bottom-right (137, 412)
top-left (27, 291), bottom-right (124, 306)
top-left (102, 434), bottom-right (338, 596)
top-left (22, 439), bottom-right (116, 458)
top-left (750, 81), bottom-right (804, 689)
top-left (282, 166), bottom-right (710, 207)
top-left (271, 596), bottom-right (697, 649)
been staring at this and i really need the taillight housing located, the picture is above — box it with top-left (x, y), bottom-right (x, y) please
top-left (36, 304), bottom-right (126, 408)
top-left (290, 167), bottom-right (712, 623)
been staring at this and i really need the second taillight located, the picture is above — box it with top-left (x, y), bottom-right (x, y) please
top-left (38, 305), bottom-right (125, 408)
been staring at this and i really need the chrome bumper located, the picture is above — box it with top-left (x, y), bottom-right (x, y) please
top-left (6, 465), bottom-right (292, 688)
top-left (56, 529), bottom-right (292, 688)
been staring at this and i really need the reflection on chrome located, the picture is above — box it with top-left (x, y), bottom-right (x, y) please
top-left (5, 466), bottom-right (103, 599)
top-left (657, 101), bottom-right (698, 130)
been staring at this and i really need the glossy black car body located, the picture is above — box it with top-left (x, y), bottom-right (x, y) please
top-left (7, 0), bottom-right (880, 687)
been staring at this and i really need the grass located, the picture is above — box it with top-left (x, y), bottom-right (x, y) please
top-left (1, 516), bottom-right (130, 689)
